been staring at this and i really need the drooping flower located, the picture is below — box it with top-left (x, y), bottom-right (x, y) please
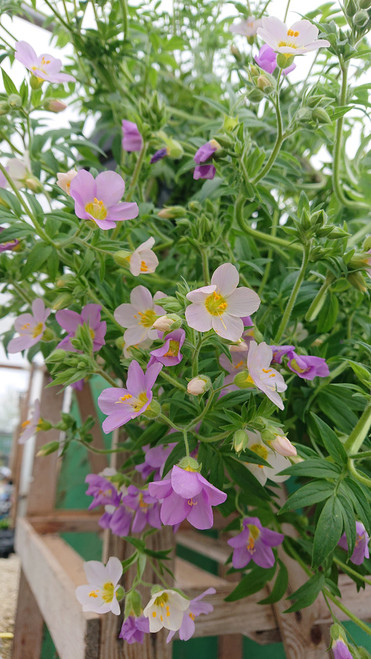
top-left (15, 41), bottom-right (76, 83)
top-left (257, 17), bottom-right (330, 56)
top-left (148, 465), bottom-right (227, 530)
top-left (109, 504), bottom-right (133, 537)
top-left (69, 169), bottom-right (138, 230)
top-left (149, 329), bottom-right (186, 367)
top-left (19, 399), bottom-right (41, 444)
top-left (193, 164), bottom-right (216, 180)
top-left (129, 237), bottom-right (159, 276)
top-left (150, 148), bottom-right (168, 164)
top-left (122, 120), bottom-right (143, 152)
top-left (228, 517), bottom-right (284, 569)
top-left (114, 286), bottom-right (165, 347)
top-left (8, 298), bottom-right (50, 353)
top-left (75, 557), bottom-right (123, 615)
top-left (136, 442), bottom-right (177, 481)
top-left (246, 341), bottom-right (287, 409)
top-left (57, 169), bottom-right (77, 195)
top-left (0, 227), bottom-right (19, 252)
top-left (255, 44), bottom-right (296, 75)
top-left (219, 348), bottom-right (249, 396)
top-left (85, 473), bottom-right (121, 510)
top-left (194, 140), bottom-right (221, 164)
top-left (98, 360), bottom-right (163, 433)
top-left (143, 589), bottom-right (190, 632)
top-left (287, 352), bottom-right (329, 380)
top-left (244, 429), bottom-right (290, 485)
top-left (56, 303), bottom-right (106, 353)
top-left (270, 344), bottom-right (295, 364)
top-left (119, 615), bottom-right (150, 644)
top-left (122, 485), bottom-right (162, 533)
top-left (332, 638), bottom-right (354, 659)
top-left (185, 263), bottom-right (260, 342)
top-left (338, 522), bottom-right (370, 565)
top-left (229, 17), bottom-right (262, 37)
top-left (167, 588), bottom-right (216, 642)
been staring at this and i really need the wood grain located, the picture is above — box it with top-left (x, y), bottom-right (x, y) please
top-left (12, 569), bottom-right (44, 659)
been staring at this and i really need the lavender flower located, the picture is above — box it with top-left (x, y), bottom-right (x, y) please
top-left (193, 164), bottom-right (216, 180)
top-left (122, 120), bottom-right (143, 152)
top-left (15, 41), bottom-right (76, 83)
top-left (85, 473), bottom-right (121, 510)
top-left (56, 303), bottom-right (106, 352)
top-left (122, 485), bottom-right (162, 533)
top-left (119, 616), bottom-right (150, 644)
top-left (149, 329), bottom-right (186, 367)
top-left (255, 44), bottom-right (296, 75)
top-left (332, 639), bottom-right (354, 659)
top-left (228, 517), bottom-right (284, 569)
top-left (194, 140), bottom-right (220, 164)
top-left (338, 522), bottom-right (370, 565)
top-left (136, 442), bottom-right (177, 481)
top-left (270, 345), bottom-right (295, 364)
top-left (8, 298), bottom-right (50, 353)
top-left (150, 148), bottom-right (168, 164)
top-left (0, 227), bottom-right (20, 252)
top-left (287, 352), bottom-right (329, 380)
top-left (167, 588), bottom-right (216, 642)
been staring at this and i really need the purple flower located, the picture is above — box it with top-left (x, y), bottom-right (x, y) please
top-left (150, 148), bottom-right (168, 164)
top-left (109, 505), bottom-right (133, 536)
top-left (69, 169), bottom-right (138, 230)
top-left (136, 442), bottom-right (177, 481)
top-left (8, 298), bottom-right (50, 353)
top-left (167, 588), bottom-right (216, 642)
top-left (228, 517), bottom-right (284, 569)
top-left (338, 522), bottom-right (370, 565)
top-left (122, 485), bottom-right (162, 533)
top-left (122, 120), bottom-right (143, 152)
top-left (56, 303), bottom-right (106, 352)
top-left (119, 615), bottom-right (150, 644)
top-left (0, 227), bottom-right (19, 252)
top-left (85, 473), bottom-right (121, 510)
top-left (332, 639), bottom-right (354, 659)
top-left (149, 329), bottom-right (186, 367)
top-left (287, 352), bottom-right (329, 380)
top-left (242, 316), bottom-right (253, 327)
top-left (71, 378), bottom-right (85, 391)
top-left (98, 360), bottom-right (163, 433)
top-left (193, 164), bottom-right (216, 180)
top-left (270, 345), bottom-right (295, 364)
top-left (255, 44), bottom-right (296, 75)
top-left (15, 41), bottom-right (76, 83)
top-left (148, 465), bottom-right (227, 530)
top-left (194, 140), bottom-right (220, 164)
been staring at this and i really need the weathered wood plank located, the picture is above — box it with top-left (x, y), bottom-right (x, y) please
top-left (12, 569), bottom-right (44, 659)
top-left (29, 509), bottom-right (102, 534)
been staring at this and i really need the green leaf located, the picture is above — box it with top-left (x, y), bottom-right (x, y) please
top-left (279, 458), bottom-right (342, 480)
top-left (310, 413), bottom-right (347, 464)
top-left (225, 564), bottom-right (276, 602)
top-left (259, 560), bottom-right (288, 604)
top-left (22, 244), bottom-right (53, 278)
top-left (285, 573), bottom-right (325, 613)
top-left (2, 69), bottom-right (18, 95)
top-left (338, 493), bottom-right (356, 557)
top-left (279, 480), bottom-right (334, 513)
top-left (312, 497), bottom-right (343, 568)
top-left (346, 360), bottom-right (371, 389)
top-left (316, 293), bottom-right (338, 332)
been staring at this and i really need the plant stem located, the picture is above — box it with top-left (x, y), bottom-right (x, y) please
top-left (113, 143), bottom-right (147, 240)
top-left (283, 0), bottom-right (291, 21)
top-left (274, 245), bottom-right (310, 343)
top-left (325, 590), bottom-right (371, 636)
top-left (259, 210), bottom-right (278, 296)
top-left (305, 272), bottom-right (335, 323)
top-left (158, 413), bottom-right (183, 433)
top-left (95, 367), bottom-right (117, 387)
top-left (252, 73), bottom-right (284, 185)
top-left (201, 248), bottom-right (210, 284)
top-left (348, 459), bottom-right (371, 488)
top-left (159, 370), bottom-right (187, 392)
top-left (344, 402), bottom-right (371, 454)
top-left (334, 557), bottom-right (371, 587)
top-left (183, 429), bottom-right (190, 457)
top-left (192, 334), bottom-right (204, 377)
top-left (234, 195), bottom-right (302, 252)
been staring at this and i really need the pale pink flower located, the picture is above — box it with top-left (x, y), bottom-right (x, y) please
top-left (270, 435), bottom-right (297, 457)
top-left (19, 399), bottom-right (41, 444)
top-left (8, 298), bottom-right (50, 353)
top-left (75, 557), bottom-right (123, 615)
top-left (114, 286), bottom-right (165, 347)
top-left (257, 17), bottom-right (330, 56)
top-left (129, 238), bottom-right (158, 276)
top-left (7, 153), bottom-right (32, 190)
top-left (185, 263), bottom-right (260, 341)
top-left (15, 41), bottom-right (76, 83)
top-left (57, 169), bottom-right (77, 195)
top-left (245, 430), bottom-right (290, 486)
top-left (230, 17), bottom-right (262, 37)
top-left (247, 341), bottom-right (287, 410)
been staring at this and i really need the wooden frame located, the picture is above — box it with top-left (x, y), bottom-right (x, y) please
top-left (12, 380), bottom-right (371, 659)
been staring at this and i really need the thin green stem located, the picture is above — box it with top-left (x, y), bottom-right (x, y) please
top-left (305, 272), bottom-right (335, 323)
top-left (334, 558), bottom-right (371, 587)
top-left (348, 459), bottom-right (371, 488)
top-left (95, 367), bottom-right (117, 388)
top-left (234, 195), bottom-right (302, 252)
top-left (326, 591), bottom-right (371, 636)
top-left (188, 391), bottom-right (215, 430)
top-left (119, 0), bottom-right (128, 38)
top-left (259, 210), bottom-right (278, 296)
top-left (274, 245), bottom-right (310, 343)
top-left (283, 0), bottom-right (291, 21)
top-left (158, 413), bottom-right (183, 433)
top-left (192, 335), bottom-right (204, 377)
top-left (183, 429), bottom-right (190, 457)
top-left (78, 439), bottom-right (126, 454)
top-left (159, 370), bottom-right (187, 392)
top-left (344, 402), bottom-right (371, 454)
top-left (201, 248), bottom-right (210, 285)
top-left (252, 73), bottom-right (284, 185)
top-left (350, 450), bottom-right (371, 460)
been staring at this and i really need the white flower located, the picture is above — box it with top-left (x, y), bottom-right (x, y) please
top-left (57, 169), bottom-right (78, 195)
top-left (247, 341), bottom-right (287, 410)
top-left (230, 17), bottom-right (262, 37)
top-left (114, 286), bottom-right (165, 347)
top-left (143, 589), bottom-right (189, 633)
top-left (129, 237), bottom-right (159, 276)
top-left (19, 399), bottom-right (41, 444)
top-left (7, 152), bottom-right (32, 189)
top-left (245, 430), bottom-right (290, 485)
top-left (257, 17), bottom-right (330, 56)
top-left (75, 557), bottom-right (123, 615)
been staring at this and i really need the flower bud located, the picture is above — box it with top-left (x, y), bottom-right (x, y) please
top-left (52, 292), bottom-right (74, 310)
top-left (347, 271), bottom-right (367, 292)
top-left (359, 0), bottom-right (371, 7)
top-left (349, 251), bottom-right (371, 272)
top-left (157, 206), bottom-right (186, 219)
top-left (113, 249), bottom-right (131, 267)
top-left (187, 375), bottom-right (211, 395)
top-left (152, 315), bottom-right (178, 332)
top-left (296, 107), bottom-right (313, 124)
top-left (312, 107), bottom-right (332, 125)
top-left (36, 440), bottom-right (59, 457)
top-left (270, 435), bottom-right (297, 457)
top-left (41, 328), bottom-right (55, 342)
top-left (247, 88), bottom-right (264, 103)
top-left (8, 94), bottom-right (22, 108)
top-left (24, 176), bottom-right (42, 192)
top-left (277, 53), bottom-right (295, 69)
top-left (257, 75), bottom-right (273, 92)
top-left (223, 115), bottom-right (238, 131)
top-left (116, 586), bottom-right (125, 602)
top-left (44, 99), bottom-right (67, 113)
top-left (346, 0), bottom-right (358, 15)
top-left (56, 274), bottom-right (76, 289)
top-left (57, 170), bottom-right (78, 195)
top-left (30, 75), bottom-right (44, 90)
top-left (166, 138), bottom-right (184, 159)
top-left (250, 65), bottom-right (260, 78)
top-left (0, 101), bottom-right (9, 115)
top-left (233, 429), bottom-right (249, 453)
top-left (234, 370), bottom-right (254, 389)
top-left (353, 9), bottom-right (369, 26)
top-left (47, 349), bottom-right (68, 363)
top-left (178, 456), bottom-right (200, 471)
top-left (231, 45), bottom-right (243, 61)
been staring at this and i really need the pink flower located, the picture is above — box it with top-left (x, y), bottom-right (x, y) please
top-left (0, 227), bottom-right (19, 252)
top-left (148, 465), bottom-right (227, 530)
top-left (122, 485), bottom-right (162, 533)
top-left (122, 120), bottom-right (143, 152)
top-left (244, 430), bottom-right (290, 485)
top-left (149, 329), bottom-right (185, 367)
top-left (56, 303), bottom-right (106, 352)
top-left (185, 263), bottom-right (260, 341)
top-left (98, 360), bottom-right (162, 433)
top-left (8, 298), bottom-right (50, 353)
top-left (57, 169), bottom-right (77, 195)
top-left (219, 348), bottom-right (249, 396)
top-left (255, 44), bottom-right (296, 75)
top-left (136, 442), bottom-right (177, 481)
top-left (230, 17), bottom-right (262, 37)
top-left (15, 41), bottom-right (76, 83)
top-left (114, 285), bottom-right (165, 347)
top-left (167, 588), bottom-right (216, 642)
top-left (247, 341), bottom-right (287, 409)
top-left (129, 237), bottom-right (158, 276)
top-left (257, 17), bottom-right (330, 56)
top-left (228, 517), bottom-right (284, 569)
top-left (338, 522), bottom-right (370, 566)
top-left (332, 639), bottom-right (354, 659)
top-left (193, 164), bottom-right (216, 180)
top-left (287, 353), bottom-right (329, 380)
top-left (69, 169), bottom-right (138, 230)
top-left (119, 616), bottom-right (150, 644)
top-left (194, 140), bottom-right (220, 164)
top-left (19, 399), bottom-right (41, 443)
top-left (270, 345), bottom-right (295, 364)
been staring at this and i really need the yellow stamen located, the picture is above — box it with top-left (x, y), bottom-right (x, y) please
top-left (189, 612), bottom-right (195, 620)
top-left (21, 323), bottom-right (31, 331)
top-left (163, 340), bottom-right (179, 358)
top-left (289, 358), bottom-right (308, 374)
top-left (140, 260), bottom-right (149, 272)
top-left (101, 581), bottom-right (115, 603)
top-left (88, 590), bottom-right (99, 599)
top-left (32, 322), bottom-right (44, 338)
top-left (137, 309), bottom-right (157, 328)
top-left (287, 29), bottom-right (299, 37)
top-left (152, 611), bottom-right (157, 617)
top-left (250, 443), bottom-right (269, 468)
top-left (85, 197), bottom-right (108, 221)
top-left (205, 291), bottom-right (228, 316)
top-left (187, 498), bottom-right (198, 506)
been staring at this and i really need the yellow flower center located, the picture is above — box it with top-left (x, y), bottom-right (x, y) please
top-left (140, 260), bottom-right (149, 272)
top-left (246, 524), bottom-right (260, 553)
top-left (139, 493), bottom-right (149, 509)
top-left (115, 391), bottom-right (148, 413)
top-left (289, 358), bottom-right (307, 374)
top-left (205, 290), bottom-right (228, 316)
top-left (250, 443), bottom-right (269, 469)
top-left (32, 322), bottom-right (44, 338)
top-left (164, 340), bottom-right (179, 358)
top-left (21, 322), bottom-right (31, 331)
top-left (154, 593), bottom-right (169, 607)
top-left (136, 309), bottom-right (157, 328)
top-left (89, 327), bottom-right (95, 340)
top-left (101, 581), bottom-right (115, 603)
top-left (287, 29), bottom-right (299, 37)
top-left (85, 197), bottom-right (108, 221)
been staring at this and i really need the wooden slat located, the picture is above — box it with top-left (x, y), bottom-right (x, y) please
top-left (175, 557), bottom-right (229, 589)
top-left (75, 384), bottom-right (108, 473)
top-left (12, 569), bottom-right (44, 659)
top-left (176, 529), bottom-right (230, 564)
top-left (28, 509), bottom-right (102, 534)
top-left (15, 518), bottom-right (100, 659)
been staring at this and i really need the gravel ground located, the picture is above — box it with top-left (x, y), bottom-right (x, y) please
top-left (0, 554), bottom-right (19, 659)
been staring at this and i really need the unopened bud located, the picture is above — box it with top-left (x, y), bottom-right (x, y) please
top-left (231, 45), bottom-right (243, 61)
top-left (223, 114), bottom-right (238, 131)
top-left (178, 456), bottom-right (200, 471)
top-left (349, 251), bottom-right (371, 272)
top-left (38, 419), bottom-right (53, 431)
top-left (30, 75), bottom-right (44, 90)
top-left (52, 292), bottom-right (74, 310)
top-left (57, 169), bottom-right (78, 195)
top-left (187, 375), bottom-right (211, 395)
top-left (115, 586), bottom-right (125, 601)
top-left (277, 53), bottom-right (295, 69)
top-left (290, 455), bottom-right (304, 464)
top-left (270, 435), bottom-right (297, 457)
top-left (36, 440), bottom-right (59, 457)
top-left (296, 107), bottom-right (313, 124)
top-left (47, 349), bottom-right (67, 363)
top-left (25, 176), bottom-right (42, 192)
top-left (250, 65), bottom-right (260, 77)
top-left (348, 271), bottom-right (367, 292)
top-left (359, 0), bottom-right (371, 8)
top-left (353, 9), bottom-right (369, 26)
top-left (8, 94), bottom-right (22, 108)
top-left (166, 138), bottom-right (183, 159)
top-left (312, 107), bottom-right (332, 125)
top-left (113, 249), bottom-right (131, 267)
top-left (41, 328), bottom-right (55, 342)
top-left (44, 99), bottom-right (67, 113)
top-left (233, 429), bottom-right (249, 453)
top-left (157, 206), bottom-right (186, 219)
top-left (153, 315), bottom-right (175, 332)
top-left (247, 88), bottom-right (264, 103)
top-left (0, 101), bottom-right (9, 115)
top-left (346, 0), bottom-right (358, 15)
top-left (257, 75), bottom-right (273, 92)
top-left (234, 370), bottom-right (254, 389)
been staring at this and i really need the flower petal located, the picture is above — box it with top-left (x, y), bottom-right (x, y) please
top-left (211, 263), bottom-right (239, 296)
top-left (185, 303), bottom-right (213, 332)
top-left (212, 314), bottom-right (243, 341)
top-left (227, 287), bottom-right (260, 317)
